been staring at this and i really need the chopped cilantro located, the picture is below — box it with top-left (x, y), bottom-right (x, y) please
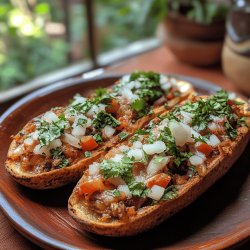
top-left (118, 132), bottom-right (129, 141)
top-left (50, 147), bottom-right (69, 168)
top-left (107, 189), bottom-right (121, 197)
top-left (237, 117), bottom-right (248, 127)
top-left (100, 157), bottom-right (133, 183)
top-left (38, 115), bottom-right (68, 146)
top-left (84, 151), bottom-right (92, 158)
top-left (77, 118), bottom-right (87, 127)
top-left (128, 181), bottom-right (149, 198)
top-left (161, 185), bottom-right (178, 201)
top-left (92, 111), bottom-right (120, 129)
top-left (158, 127), bottom-right (192, 167)
top-left (131, 99), bottom-right (146, 112)
top-left (224, 121), bottom-right (237, 139)
top-left (93, 134), bottom-right (103, 144)
top-left (93, 88), bottom-right (114, 105)
top-left (129, 129), bottom-right (149, 142)
top-left (180, 90), bottom-right (240, 139)
top-left (130, 71), bottom-right (160, 83)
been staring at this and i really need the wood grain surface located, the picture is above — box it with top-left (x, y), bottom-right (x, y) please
top-left (1, 46), bottom-right (249, 249)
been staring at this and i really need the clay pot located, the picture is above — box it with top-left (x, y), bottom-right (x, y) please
top-left (222, 4), bottom-right (250, 95)
top-left (222, 38), bottom-right (250, 95)
top-left (163, 12), bottom-right (226, 66)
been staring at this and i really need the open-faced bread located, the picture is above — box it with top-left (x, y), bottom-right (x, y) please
top-left (5, 72), bottom-right (194, 189)
top-left (68, 92), bottom-right (250, 236)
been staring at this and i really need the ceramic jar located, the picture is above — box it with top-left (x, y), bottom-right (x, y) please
top-left (222, 1), bottom-right (250, 95)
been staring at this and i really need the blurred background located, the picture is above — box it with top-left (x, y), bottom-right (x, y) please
top-left (0, 0), bottom-right (249, 98)
top-left (0, 0), bottom-right (164, 92)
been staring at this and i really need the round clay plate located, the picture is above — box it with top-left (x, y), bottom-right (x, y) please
top-left (0, 74), bottom-right (249, 250)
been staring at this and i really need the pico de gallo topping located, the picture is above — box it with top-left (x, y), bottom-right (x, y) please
top-left (76, 91), bottom-right (248, 221)
top-left (8, 71), bottom-right (187, 174)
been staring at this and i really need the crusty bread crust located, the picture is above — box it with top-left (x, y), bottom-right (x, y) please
top-left (68, 125), bottom-right (250, 236)
top-left (5, 143), bottom-right (105, 189)
top-left (5, 82), bottom-right (194, 189)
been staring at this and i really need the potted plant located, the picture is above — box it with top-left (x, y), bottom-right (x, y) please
top-left (162, 0), bottom-right (230, 66)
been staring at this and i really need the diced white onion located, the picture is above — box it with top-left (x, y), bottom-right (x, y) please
top-left (98, 104), bottom-right (106, 112)
top-left (121, 74), bottom-right (130, 83)
top-left (87, 105), bottom-right (99, 117)
top-left (176, 81), bottom-right (191, 93)
top-left (42, 111), bottom-right (59, 123)
top-left (228, 92), bottom-right (236, 100)
top-left (72, 115), bottom-right (88, 128)
top-left (49, 139), bottom-right (62, 149)
top-left (111, 154), bottom-right (123, 162)
top-left (33, 145), bottom-right (50, 156)
top-left (108, 177), bottom-right (125, 186)
top-left (169, 120), bottom-right (191, 146)
top-left (118, 185), bottom-right (132, 198)
top-left (195, 151), bottom-right (206, 160)
top-left (119, 145), bottom-right (130, 152)
top-left (180, 111), bottom-right (193, 124)
top-left (89, 162), bottom-right (100, 176)
top-left (143, 141), bottom-right (166, 155)
top-left (191, 128), bottom-right (202, 139)
top-left (126, 81), bottom-right (135, 90)
top-left (160, 74), bottom-right (167, 85)
top-left (120, 88), bottom-right (139, 103)
top-left (127, 149), bottom-right (144, 161)
top-left (133, 141), bottom-right (142, 149)
top-left (135, 175), bottom-right (145, 183)
top-left (209, 115), bottom-right (224, 123)
top-left (148, 185), bottom-right (165, 201)
top-left (208, 134), bottom-right (220, 147)
top-left (71, 96), bottom-right (87, 106)
top-left (72, 126), bottom-right (86, 138)
top-left (208, 122), bottom-right (218, 131)
top-left (24, 137), bottom-right (34, 146)
top-left (189, 155), bottom-right (204, 166)
top-left (103, 125), bottom-right (115, 138)
top-left (160, 75), bottom-right (172, 91)
top-left (64, 133), bottom-right (81, 149)
top-left (32, 131), bottom-right (39, 140)
top-left (147, 156), bottom-right (170, 176)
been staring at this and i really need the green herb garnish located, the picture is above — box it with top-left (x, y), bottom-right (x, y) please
top-left (38, 115), bottom-right (68, 146)
top-left (128, 181), bottom-right (149, 198)
top-left (92, 111), bottom-right (120, 129)
top-left (84, 151), bottom-right (92, 158)
top-left (118, 132), bottom-right (129, 141)
top-left (50, 147), bottom-right (69, 168)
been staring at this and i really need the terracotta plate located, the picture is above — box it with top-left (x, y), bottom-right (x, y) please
top-left (0, 75), bottom-right (249, 250)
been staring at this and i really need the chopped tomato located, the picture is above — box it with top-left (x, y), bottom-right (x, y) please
top-left (146, 173), bottom-right (171, 189)
top-left (115, 117), bottom-right (128, 131)
top-left (105, 99), bottom-right (120, 114)
top-left (167, 92), bottom-right (174, 100)
top-left (81, 136), bottom-right (98, 151)
top-left (196, 143), bottom-right (213, 156)
top-left (78, 178), bottom-right (105, 196)
top-left (227, 100), bottom-right (234, 106)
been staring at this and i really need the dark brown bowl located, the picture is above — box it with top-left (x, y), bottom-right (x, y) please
top-left (165, 32), bottom-right (223, 66)
top-left (164, 12), bottom-right (226, 41)
top-left (0, 74), bottom-right (249, 249)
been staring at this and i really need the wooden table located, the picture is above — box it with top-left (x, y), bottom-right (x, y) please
top-left (0, 46), bottom-right (247, 249)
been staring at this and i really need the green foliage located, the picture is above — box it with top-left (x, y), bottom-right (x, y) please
top-left (95, 0), bottom-right (166, 52)
top-left (0, 1), bottom-right (69, 91)
top-left (166, 0), bottom-right (229, 24)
